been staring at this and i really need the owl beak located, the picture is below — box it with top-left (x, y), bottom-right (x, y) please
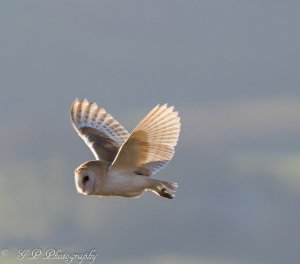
top-left (82, 184), bottom-right (87, 194)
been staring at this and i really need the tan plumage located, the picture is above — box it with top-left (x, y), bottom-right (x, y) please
top-left (70, 98), bottom-right (181, 199)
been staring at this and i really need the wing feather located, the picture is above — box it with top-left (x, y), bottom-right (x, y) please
top-left (70, 98), bottom-right (130, 162)
top-left (111, 104), bottom-right (180, 176)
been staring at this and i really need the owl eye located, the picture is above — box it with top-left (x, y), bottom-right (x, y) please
top-left (82, 175), bottom-right (89, 184)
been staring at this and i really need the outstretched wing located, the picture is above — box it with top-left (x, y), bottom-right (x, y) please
top-left (111, 104), bottom-right (180, 176)
top-left (70, 98), bottom-right (130, 162)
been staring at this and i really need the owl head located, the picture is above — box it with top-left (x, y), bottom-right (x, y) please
top-left (74, 160), bottom-right (110, 195)
top-left (74, 165), bottom-right (97, 195)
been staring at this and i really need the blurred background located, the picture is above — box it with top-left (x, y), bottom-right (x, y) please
top-left (0, 1), bottom-right (300, 264)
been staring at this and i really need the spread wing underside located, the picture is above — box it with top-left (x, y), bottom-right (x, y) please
top-left (111, 104), bottom-right (181, 176)
top-left (70, 98), bottom-right (130, 162)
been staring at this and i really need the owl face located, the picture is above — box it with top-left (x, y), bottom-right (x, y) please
top-left (74, 166), bottom-right (97, 195)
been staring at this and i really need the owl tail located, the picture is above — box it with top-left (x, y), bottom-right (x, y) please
top-left (150, 179), bottom-right (178, 199)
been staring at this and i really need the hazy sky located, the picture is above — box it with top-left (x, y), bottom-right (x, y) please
top-left (1, 1), bottom-right (300, 264)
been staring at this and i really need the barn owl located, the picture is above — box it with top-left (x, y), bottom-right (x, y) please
top-left (70, 98), bottom-right (180, 199)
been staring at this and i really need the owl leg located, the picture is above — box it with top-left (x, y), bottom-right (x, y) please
top-left (148, 179), bottom-right (178, 199)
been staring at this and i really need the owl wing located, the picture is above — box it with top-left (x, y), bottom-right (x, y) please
top-left (70, 98), bottom-right (130, 162)
top-left (111, 104), bottom-right (180, 176)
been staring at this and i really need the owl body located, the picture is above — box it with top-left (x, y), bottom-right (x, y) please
top-left (70, 98), bottom-right (180, 199)
top-left (75, 160), bottom-right (176, 198)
